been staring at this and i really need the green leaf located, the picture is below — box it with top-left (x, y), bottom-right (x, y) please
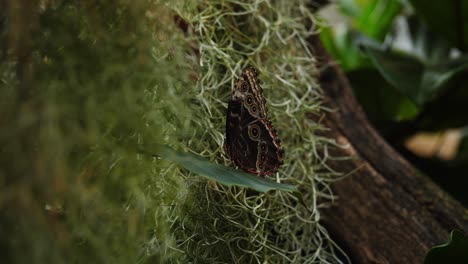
top-left (320, 27), bottom-right (369, 71)
top-left (359, 18), bottom-right (468, 105)
top-left (354, 0), bottom-right (401, 40)
top-left (363, 45), bottom-right (468, 105)
top-left (337, 0), bottom-right (401, 40)
top-left (348, 68), bottom-right (420, 122)
top-left (319, 0), bottom-right (401, 71)
top-left (409, 0), bottom-right (468, 51)
top-left (406, 16), bottom-right (452, 65)
top-left (151, 145), bottom-right (298, 193)
top-left (360, 43), bottom-right (426, 104)
top-left (424, 230), bottom-right (468, 264)
top-left (337, 0), bottom-right (360, 18)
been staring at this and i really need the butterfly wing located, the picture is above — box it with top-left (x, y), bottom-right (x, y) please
top-left (225, 99), bottom-right (258, 173)
top-left (225, 67), bottom-right (284, 176)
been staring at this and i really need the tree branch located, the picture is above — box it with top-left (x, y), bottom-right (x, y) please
top-left (309, 34), bottom-right (468, 263)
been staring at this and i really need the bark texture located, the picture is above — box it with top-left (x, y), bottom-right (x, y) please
top-left (309, 35), bottom-right (468, 263)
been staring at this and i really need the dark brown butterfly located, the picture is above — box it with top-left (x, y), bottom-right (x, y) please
top-left (224, 66), bottom-right (284, 176)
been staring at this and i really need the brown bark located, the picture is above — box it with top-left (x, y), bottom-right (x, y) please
top-left (309, 35), bottom-right (468, 263)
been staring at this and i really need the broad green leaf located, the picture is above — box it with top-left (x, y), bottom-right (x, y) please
top-left (319, 0), bottom-right (401, 71)
top-left (406, 16), bottom-right (452, 65)
top-left (359, 18), bottom-right (468, 106)
top-left (424, 230), bottom-right (468, 264)
top-left (410, 0), bottom-right (468, 51)
top-left (360, 44), bottom-right (426, 104)
top-left (152, 145), bottom-right (298, 193)
top-left (354, 0), bottom-right (401, 40)
top-left (421, 56), bottom-right (468, 96)
top-left (337, 0), bottom-right (360, 17)
top-left (348, 68), bottom-right (420, 122)
top-left (320, 27), bottom-right (369, 71)
top-left (337, 0), bottom-right (401, 40)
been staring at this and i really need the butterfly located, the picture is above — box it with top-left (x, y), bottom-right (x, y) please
top-left (224, 66), bottom-right (284, 176)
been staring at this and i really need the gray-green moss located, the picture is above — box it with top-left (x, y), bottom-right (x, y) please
top-left (169, 0), bottom-right (347, 263)
top-left (0, 0), bottom-right (347, 263)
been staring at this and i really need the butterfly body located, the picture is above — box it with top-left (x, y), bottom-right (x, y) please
top-left (225, 67), bottom-right (284, 176)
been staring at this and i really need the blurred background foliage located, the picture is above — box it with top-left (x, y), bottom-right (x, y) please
top-left (0, 0), bottom-right (196, 262)
top-left (318, 0), bottom-right (468, 206)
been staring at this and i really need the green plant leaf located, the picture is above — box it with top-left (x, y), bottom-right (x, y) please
top-left (335, 0), bottom-right (401, 40)
top-left (405, 16), bottom-right (451, 65)
top-left (409, 0), bottom-right (468, 51)
top-left (337, 0), bottom-right (360, 18)
top-left (359, 17), bottom-right (468, 106)
top-left (151, 145), bottom-right (298, 193)
top-left (320, 27), bottom-right (369, 71)
top-left (319, 0), bottom-right (401, 71)
top-left (424, 230), bottom-right (468, 264)
top-left (348, 68), bottom-right (420, 122)
top-left (352, 0), bottom-right (401, 41)
top-left (360, 43), bottom-right (425, 103)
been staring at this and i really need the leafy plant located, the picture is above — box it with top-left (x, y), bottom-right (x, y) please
top-left (409, 0), bottom-right (468, 51)
top-left (359, 18), bottom-right (468, 107)
top-left (147, 144), bottom-right (297, 193)
top-left (319, 0), bottom-right (468, 205)
top-left (320, 0), bottom-right (468, 126)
